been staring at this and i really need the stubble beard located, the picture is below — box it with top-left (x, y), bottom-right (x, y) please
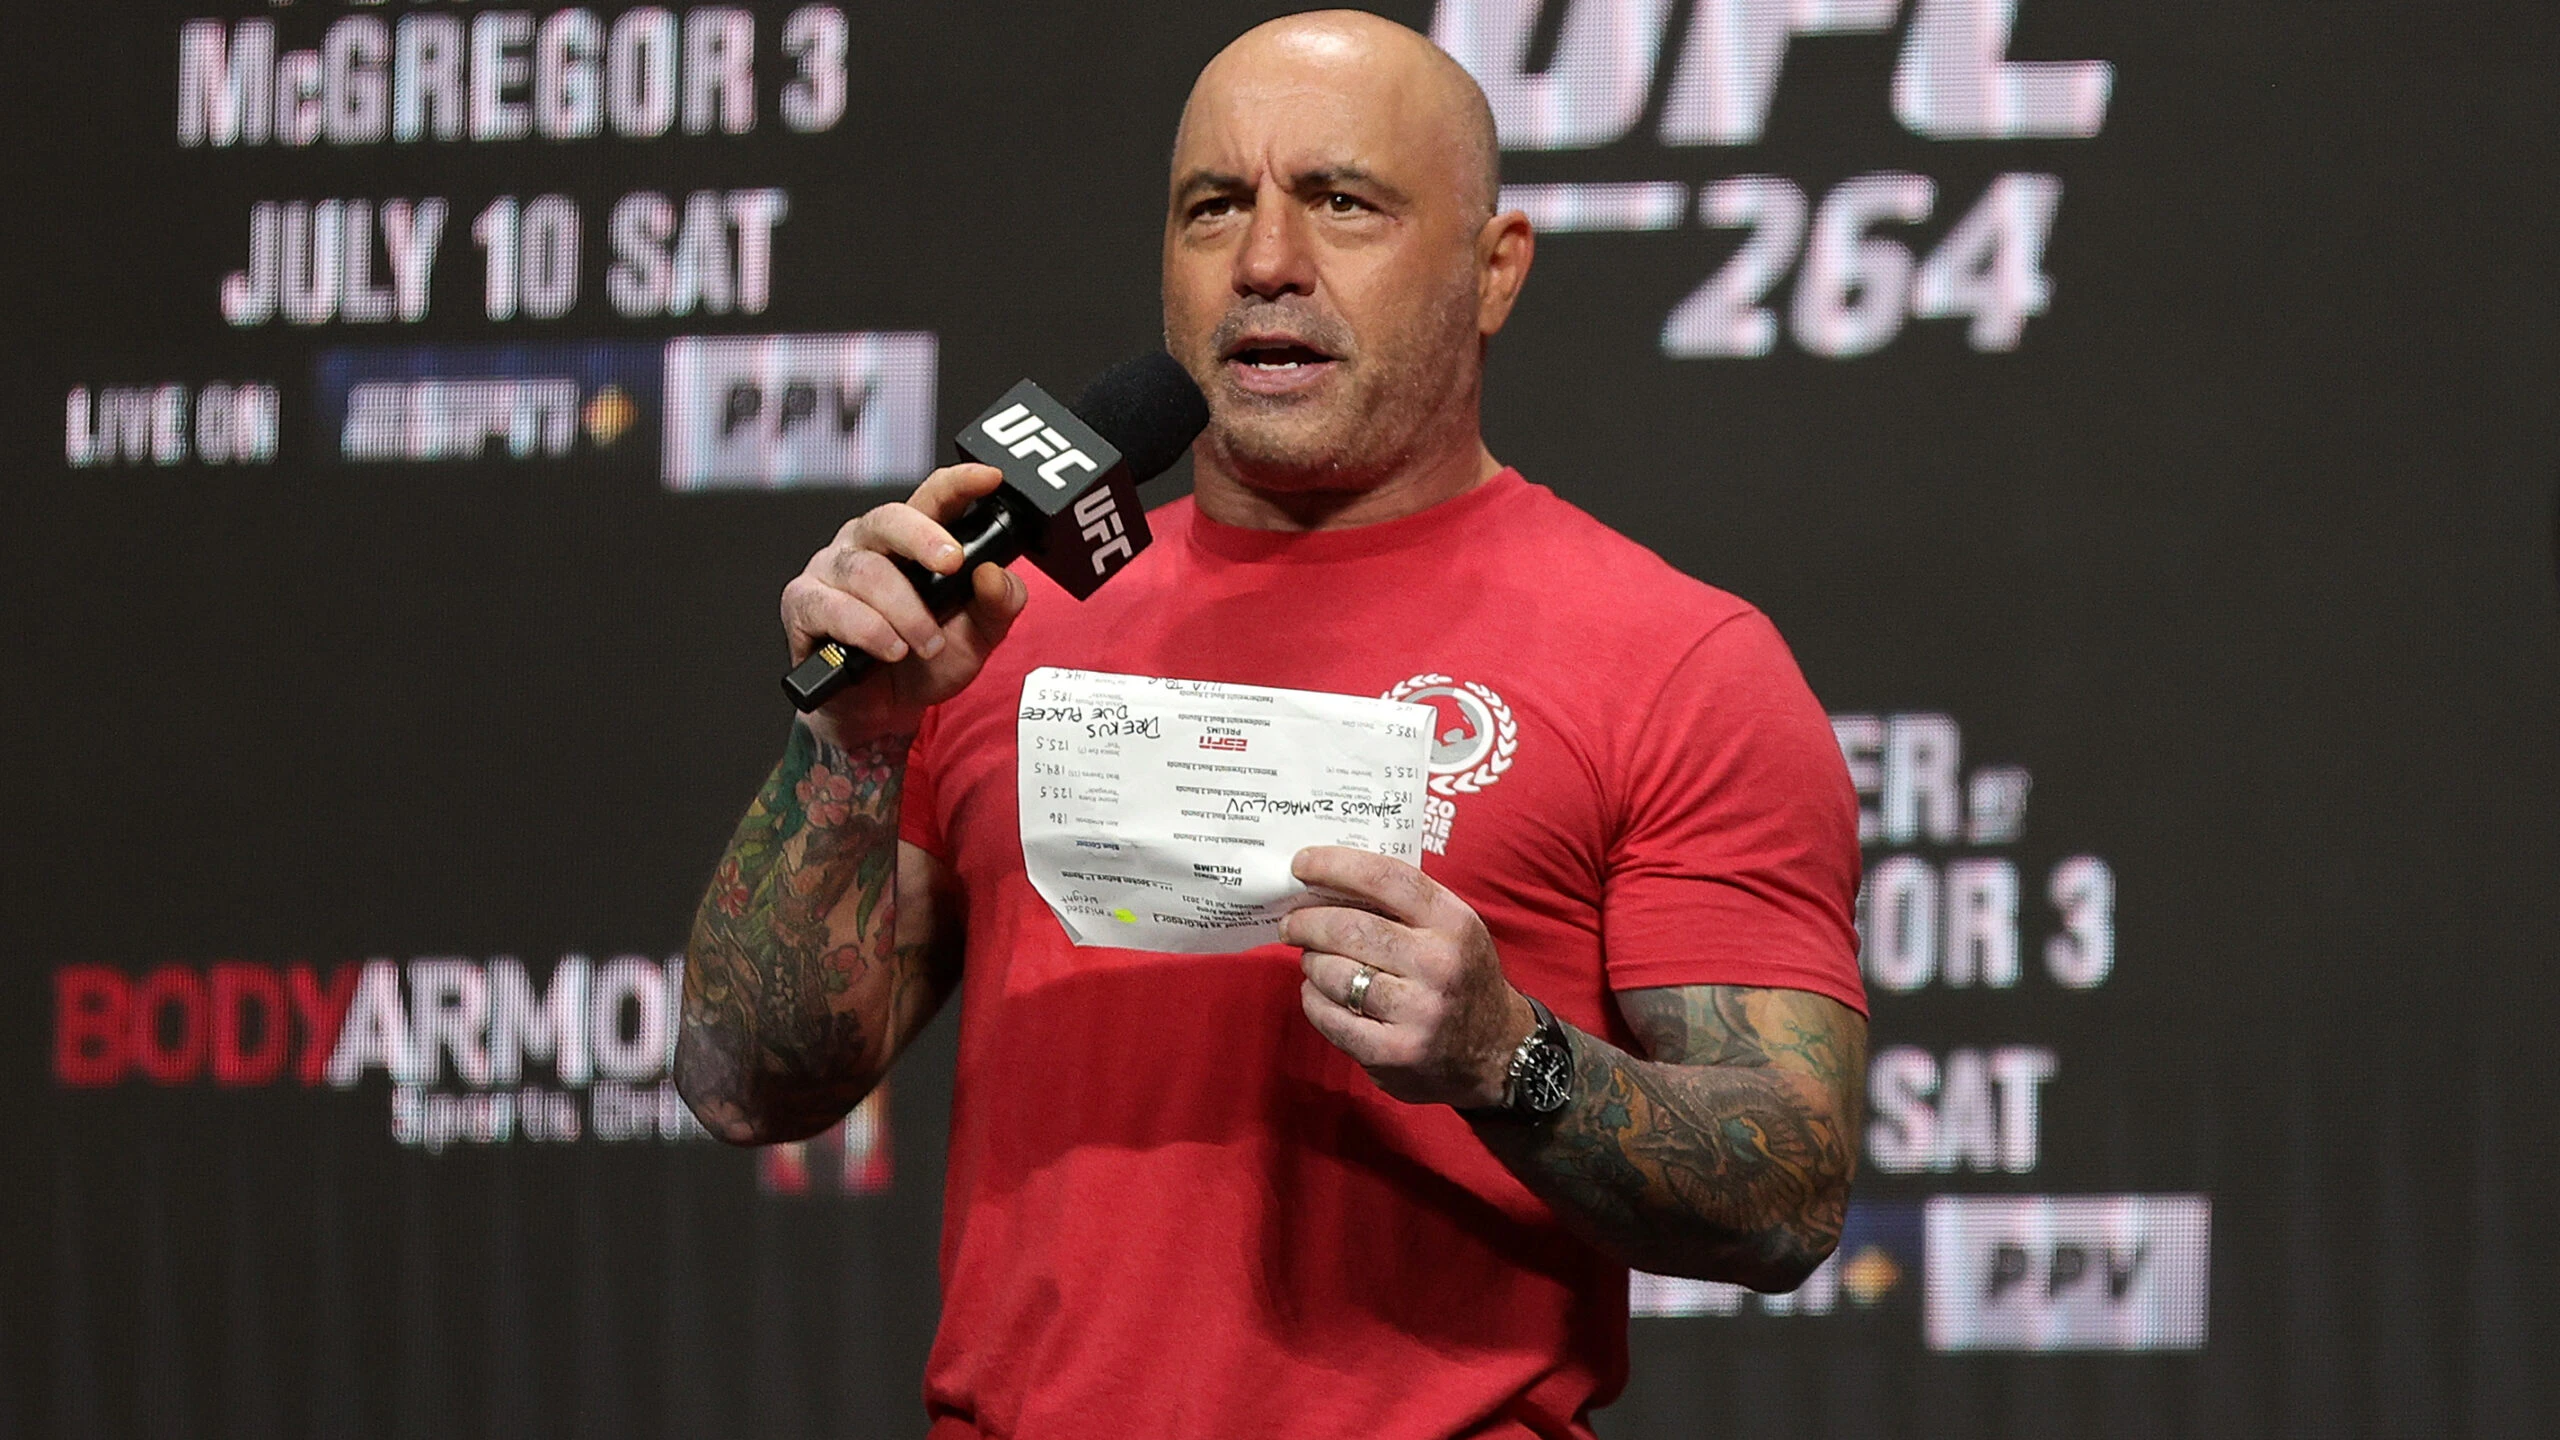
top-left (1192, 277), bottom-right (1483, 495)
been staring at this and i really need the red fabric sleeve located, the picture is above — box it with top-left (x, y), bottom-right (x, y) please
top-left (1601, 609), bottom-right (1866, 1015)
top-left (898, 706), bottom-right (950, 859)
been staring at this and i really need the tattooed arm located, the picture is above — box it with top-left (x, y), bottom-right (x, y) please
top-left (1471, 985), bottom-right (1865, 1290)
top-left (677, 461), bottom-right (1027, 1146)
top-left (674, 721), bottom-right (962, 1145)
top-left (1285, 848), bottom-right (1865, 1292)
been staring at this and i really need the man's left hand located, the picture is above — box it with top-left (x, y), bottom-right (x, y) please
top-left (1283, 845), bottom-right (1537, 1109)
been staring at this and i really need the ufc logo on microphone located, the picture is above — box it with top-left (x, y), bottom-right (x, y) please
top-left (1073, 488), bottom-right (1135, 574)
top-left (981, 403), bottom-right (1100, 490)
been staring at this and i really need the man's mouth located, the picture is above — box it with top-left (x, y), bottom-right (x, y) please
top-left (1221, 336), bottom-right (1342, 396)
top-left (1227, 341), bottom-right (1336, 370)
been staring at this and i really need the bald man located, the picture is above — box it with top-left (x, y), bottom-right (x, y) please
top-left (677, 12), bottom-right (1866, 1438)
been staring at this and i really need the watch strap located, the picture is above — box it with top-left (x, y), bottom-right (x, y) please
top-left (1478, 994), bottom-right (1571, 1122)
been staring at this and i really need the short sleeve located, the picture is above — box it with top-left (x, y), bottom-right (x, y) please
top-left (898, 705), bottom-right (950, 860)
top-left (1601, 609), bottom-right (1866, 1015)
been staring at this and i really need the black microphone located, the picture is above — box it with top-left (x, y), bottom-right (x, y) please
top-left (782, 352), bottom-right (1209, 712)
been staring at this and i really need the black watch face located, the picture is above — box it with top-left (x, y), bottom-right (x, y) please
top-left (1516, 1038), bottom-right (1573, 1116)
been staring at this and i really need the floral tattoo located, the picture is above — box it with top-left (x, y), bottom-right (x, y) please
top-left (675, 722), bottom-right (951, 1144)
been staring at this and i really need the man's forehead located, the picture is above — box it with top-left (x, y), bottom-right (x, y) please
top-left (1173, 64), bottom-right (1446, 194)
top-left (1169, 15), bottom-right (1498, 215)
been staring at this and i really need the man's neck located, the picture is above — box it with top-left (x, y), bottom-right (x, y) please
top-left (1190, 441), bottom-right (1504, 532)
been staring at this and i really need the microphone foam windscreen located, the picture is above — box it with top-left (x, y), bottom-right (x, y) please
top-left (1074, 352), bottom-right (1211, 483)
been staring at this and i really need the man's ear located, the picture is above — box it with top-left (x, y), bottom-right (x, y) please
top-left (1476, 209), bottom-right (1535, 337)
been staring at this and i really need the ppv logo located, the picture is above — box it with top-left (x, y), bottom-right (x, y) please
top-left (981, 403), bottom-right (1101, 491)
top-left (1923, 1193), bottom-right (2210, 1351)
top-left (725, 376), bottom-right (872, 442)
top-left (663, 331), bottom-right (936, 490)
top-left (1072, 487), bottom-right (1136, 574)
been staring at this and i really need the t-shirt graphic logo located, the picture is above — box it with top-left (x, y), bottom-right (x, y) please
top-left (1386, 675), bottom-right (1517, 794)
top-left (1384, 674), bottom-right (1517, 857)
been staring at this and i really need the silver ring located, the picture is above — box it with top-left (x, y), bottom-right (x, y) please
top-left (1345, 965), bottom-right (1376, 1019)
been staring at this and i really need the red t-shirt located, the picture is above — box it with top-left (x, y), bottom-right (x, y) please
top-left (901, 469), bottom-right (1862, 1440)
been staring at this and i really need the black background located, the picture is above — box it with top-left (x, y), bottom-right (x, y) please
top-left (5, 1), bottom-right (2557, 1436)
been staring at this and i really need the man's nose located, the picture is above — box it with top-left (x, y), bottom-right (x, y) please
top-left (1233, 189), bottom-right (1316, 300)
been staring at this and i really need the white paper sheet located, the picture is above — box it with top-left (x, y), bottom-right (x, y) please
top-left (1016, 667), bottom-right (1434, 953)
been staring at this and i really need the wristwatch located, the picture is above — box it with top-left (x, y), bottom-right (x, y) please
top-left (1482, 994), bottom-right (1574, 1123)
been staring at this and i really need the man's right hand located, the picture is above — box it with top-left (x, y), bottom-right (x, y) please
top-left (781, 462), bottom-right (1028, 746)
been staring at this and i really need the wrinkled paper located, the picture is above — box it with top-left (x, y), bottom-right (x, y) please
top-left (1017, 667), bottom-right (1432, 953)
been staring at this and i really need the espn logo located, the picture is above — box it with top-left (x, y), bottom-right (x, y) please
top-left (981, 403), bottom-right (1101, 491)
